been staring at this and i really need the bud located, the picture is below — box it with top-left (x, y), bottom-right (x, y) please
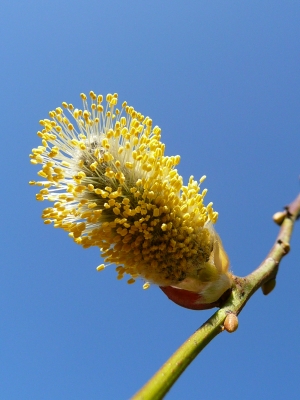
top-left (224, 313), bottom-right (239, 333)
top-left (272, 211), bottom-right (286, 225)
top-left (261, 278), bottom-right (276, 295)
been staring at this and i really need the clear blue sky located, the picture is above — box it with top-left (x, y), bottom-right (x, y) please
top-left (1, 1), bottom-right (300, 399)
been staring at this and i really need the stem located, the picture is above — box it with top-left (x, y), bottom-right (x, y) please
top-left (132, 193), bottom-right (300, 400)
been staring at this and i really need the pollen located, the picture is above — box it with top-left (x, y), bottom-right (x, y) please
top-left (29, 91), bottom-right (227, 293)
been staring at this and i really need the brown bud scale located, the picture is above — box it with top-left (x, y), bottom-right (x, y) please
top-left (261, 279), bottom-right (276, 295)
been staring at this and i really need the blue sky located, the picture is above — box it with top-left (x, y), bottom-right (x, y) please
top-left (1, 1), bottom-right (300, 399)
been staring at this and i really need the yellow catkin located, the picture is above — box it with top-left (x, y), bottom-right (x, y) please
top-left (30, 91), bottom-right (229, 295)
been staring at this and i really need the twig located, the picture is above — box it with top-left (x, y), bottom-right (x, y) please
top-left (131, 193), bottom-right (300, 400)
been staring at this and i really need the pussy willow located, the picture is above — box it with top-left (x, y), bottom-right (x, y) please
top-left (29, 92), bottom-right (232, 306)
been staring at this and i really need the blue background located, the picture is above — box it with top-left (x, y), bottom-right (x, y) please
top-left (1, 1), bottom-right (300, 399)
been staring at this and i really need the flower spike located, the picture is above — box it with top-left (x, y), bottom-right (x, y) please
top-left (29, 92), bottom-right (232, 308)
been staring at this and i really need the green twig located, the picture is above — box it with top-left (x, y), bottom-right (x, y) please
top-left (132, 193), bottom-right (300, 400)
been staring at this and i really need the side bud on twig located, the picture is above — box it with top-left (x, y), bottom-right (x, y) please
top-left (224, 313), bottom-right (239, 333)
top-left (261, 278), bottom-right (276, 295)
top-left (273, 211), bottom-right (287, 225)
